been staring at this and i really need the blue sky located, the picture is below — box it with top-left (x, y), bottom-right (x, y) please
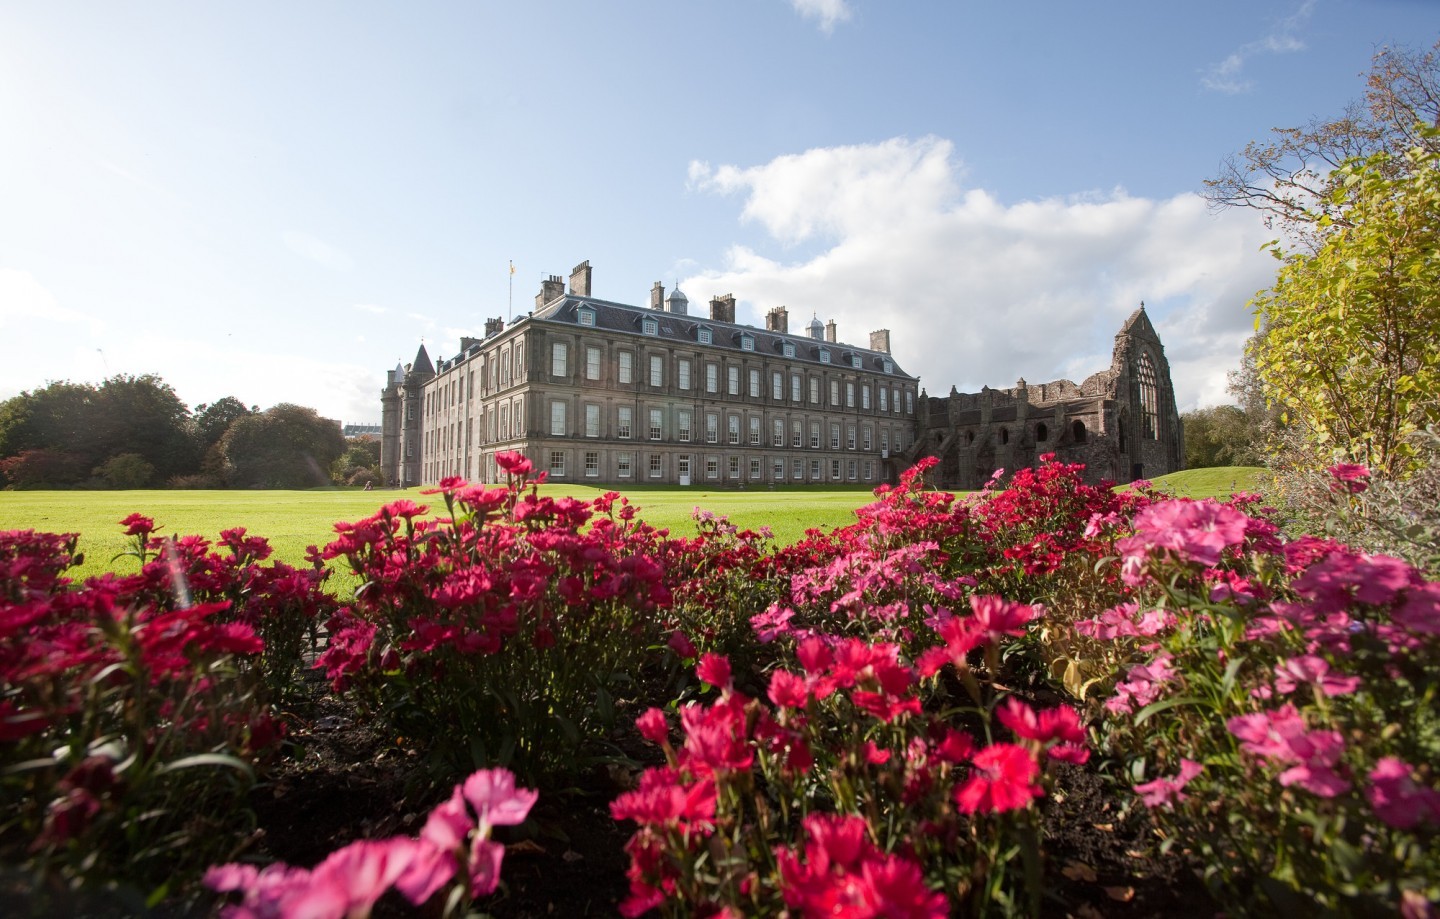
top-left (2, 1), bottom-right (1435, 426)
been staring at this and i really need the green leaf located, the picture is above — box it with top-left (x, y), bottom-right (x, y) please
top-left (154, 753), bottom-right (254, 779)
top-left (1133, 695), bottom-right (1205, 726)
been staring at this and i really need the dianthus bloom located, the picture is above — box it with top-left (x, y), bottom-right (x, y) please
top-left (1133, 759), bottom-right (1203, 809)
top-left (1327, 463), bottom-right (1370, 494)
top-left (1127, 499), bottom-right (1250, 568)
top-left (1367, 758), bottom-right (1440, 830)
top-left (953, 743), bottom-right (1042, 814)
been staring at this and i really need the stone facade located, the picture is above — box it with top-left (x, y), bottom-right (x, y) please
top-left (380, 261), bottom-right (921, 488)
top-left (909, 307), bottom-right (1183, 489)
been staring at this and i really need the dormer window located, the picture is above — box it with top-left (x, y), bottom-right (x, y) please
top-left (782, 342), bottom-right (795, 358)
top-left (698, 326), bottom-right (713, 344)
top-left (819, 349), bottom-right (831, 364)
top-left (882, 359), bottom-right (894, 374)
top-left (642, 317), bottom-right (658, 336)
top-left (577, 308), bottom-right (596, 327)
top-left (740, 334), bottom-right (754, 352)
top-left (849, 354), bottom-right (861, 369)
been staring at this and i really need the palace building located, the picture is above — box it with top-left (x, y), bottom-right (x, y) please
top-left (380, 261), bottom-right (921, 488)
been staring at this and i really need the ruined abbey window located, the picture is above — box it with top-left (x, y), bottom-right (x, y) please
top-left (1138, 352), bottom-right (1159, 440)
top-left (1036, 422), bottom-right (1048, 442)
top-left (1072, 420), bottom-right (1087, 443)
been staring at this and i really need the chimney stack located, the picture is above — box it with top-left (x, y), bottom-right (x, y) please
top-left (869, 329), bottom-right (891, 354)
top-left (536, 275), bottom-right (564, 309)
top-left (650, 282), bottom-right (665, 310)
top-left (765, 306), bottom-right (789, 333)
top-left (825, 319), bottom-right (837, 343)
top-left (484, 317), bottom-right (504, 337)
top-left (710, 294), bottom-right (736, 324)
top-left (568, 260), bottom-right (592, 296)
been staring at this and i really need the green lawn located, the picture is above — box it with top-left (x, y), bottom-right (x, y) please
top-left (0, 484), bottom-right (880, 582)
top-left (1133, 466), bottom-right (1272, 498)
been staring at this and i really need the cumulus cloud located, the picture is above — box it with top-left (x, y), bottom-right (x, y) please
top-left (684, 137), bottom-right (1275, 412)
top-left (1201, 0), bottom-right (1314, 93)
top-left (788, 0), bottom-right (852, 34)
top-left (281, 230), bottom-right (355, 271)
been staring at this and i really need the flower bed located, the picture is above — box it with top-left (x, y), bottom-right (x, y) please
top-left (2, 455), bottom-right (1436, 916)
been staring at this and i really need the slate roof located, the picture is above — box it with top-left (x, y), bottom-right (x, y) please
top-left (531, 295), bottom-right (917, 381)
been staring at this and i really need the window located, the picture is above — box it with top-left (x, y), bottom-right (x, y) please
top-left (848, 460), bottom-right (857, 480)
top-left (847, 424), bottom-right (856, 450)
top-left (551, 342), bottom-right (568, 376)
top-left (792, 420), bottom-right (802, 448)
top-left (678, 410), bottom-right (692, 442)
top-left (678, 455), bottom-right (691, 478)
top-left (831, 459), bottom-right (841, 480)
top-left (811, 459), bottom-right (821, 479)
top-left (883, 359), bottom-right (894, 374)
top-left (578, 308), bottom-right (595, 327)
top-left (678, 358), bottom-right (692, 390)
top-left (906, 391), bottom-right (914, 415)
top-left (728, 415), bottom-right (740, 445)
top-left (862, 385), bottom-right (871, 410)
top-left (830, 423), bottom-right (841, 449)
top-left (846, 382), bottom-right (855, 408)
top-left (850, 354), bottom-right (862, 369)
top-left (819, 349), bottom-right (831, 364)
top-left (750, 458), bottom-right (762, 479)
top-left (499, 405), bottom-right (510, 440)
top-left (1073, 420), bottom-right (1088, 444)
top-left (706, 364), bottom-right (719, 393)
top-left (706, 456), bottom-right (719, 479)
top-left (514, 396), bottom-right (523, 434)
top-left (585, 451), bottom-right (599, 477)
top-left (881, 430), bottom-right (890, 453)
top-left (791, 373), bottom-right (802, 402)
top-left (550, 451), bottom-right (566, 477)
top-left (698, 326), bottom-right (713, 344)
top-left (809, 378), bottom-right (821, 404)
top-left (740, 334), bottom-right (754, 351)
top-left (892, 388), bottom-right (901, 414)
top-left (727, 366), bottom-right (740, 396)
top-left (585, 346), bottom-right (600, 381)
top-left (649, 454), bottom-right (663, 477)
top-left (618, 453), bottom-right (633, 477)
top-left (749, 369), bottom-right (760, 399)
top-left (649, 408), bottom-right (663, 441)
top-left (879, 387), bottom-right (889, 412)
top-left (549, 401), bottom-right (566, 436)
top-left (705, 412), bottom-right (719, 443)
top-left (793, 459), bottom-right (804, 480)
top-left (1139, 352), bottom-right (1160, 440)
top-left (584, 403), bottom-right (600, 437)
top-left (650, 354), bottom-right (663, 387)
top-left (749, 416), bottom-right (760, 445)
top-left (1036, 422), bottom-right (1049, 442)
top-left (783, 342), bottom-right (795, 358)
top-left (830, 380), bottom-right (840, 406)
top-left (618, 406), bottom-right (633, 439)
top-left (863, 426), bottom-right (872, 450)
top-left (772, 371), bottom-right (783, 400)
top-left (772, 418), bottom-right (784, 447)
top-left (864, 460), bottom-right (873, 481)
top-left (773, 458), bottom-right (785, 479)
top-left (728, 456), bottom-right (740, 478)
top-left (618, 351), bottom-right (633, 384)
top-left (642, 317), bottom-right (658, 336)
top-left (810, 422), bottom-right (820, 449)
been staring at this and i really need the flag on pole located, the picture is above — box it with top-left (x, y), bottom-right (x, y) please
top-left (509, 260), bottom-right (515, 275)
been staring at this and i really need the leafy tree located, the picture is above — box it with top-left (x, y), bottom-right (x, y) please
top-left (331, 435), bottom-right (382, 486)
top-left (1249, 139), bottom-right (1440, 475)
top-left (1205, 40), bottom-right (1439, 245)
top-left (0, 449), bottom-right (86, 489)
top-left (93, 452), bottom-right (157, 489)
top-left (193, 397), bottom-right (257, 452)
top-left (1181, 405), bottom-right (1265, 469)
top-left (220, 404), bottom-right (347, 489)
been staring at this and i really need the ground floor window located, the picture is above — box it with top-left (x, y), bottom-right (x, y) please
top-left (811, 459), bottom-right (821, 479)
top-left (772, 458), bottom-right (784, 479)
top-left (617, 453), bottom-right (632, 477)
top-left (847, 460), bottom-right (857, 480)
top-left (706, 456), bottom-right (719, 479)
top-left (864, 460), bottom-right (873, 481)
top-left (585, 451), bottom-right (599, 477)
top-left (678, 455), bottom-right (691, 478)
top-left (793, 459), bottom-right (804, 480)
top-left (728, 456), bottom-right (740, 478)
top-left (549, 451), bottom-right (566, 477)
top-left (831, 459), bottom-right (841, 480)
top-left (749, 458), bottom-right (761, 479)
top-left (649, 454), bottom-right (663, 478)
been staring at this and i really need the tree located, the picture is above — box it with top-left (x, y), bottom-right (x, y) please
top-left (1248, 139), bottom-right (1440, 475)
top-left (93, 452), bottom-right (157, 489)
top-left (1181, 405), bottom-right (1265, 469)
top-left (220, 404), bottom-right (347, 489)
top-left (1205, 41), bottom-right (1439, 246)
top-left (331, 435), bottom-right (382, 486)
top-left (193, 397), bottom-right (257, 452)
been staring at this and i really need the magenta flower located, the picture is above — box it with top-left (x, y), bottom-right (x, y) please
top-left (696, 652), bottom-right (732, 690)
top-left (1272, 655), bottom-right (1361, 697)
top-left (462, 768), bottom-right (539, 832)
top-left (1327, 462), bottom-right (1370, 494)
top-left (1130, 499), bottom-right (1250, 567)
top-left (1367, 758), bottom-right (1440, 830)
top-left (968, 594), bottom-right (1040, 644)
top-left (635, 707), bottom-right (670, 746)
top-left (1134, 759), bottom-right (1204, 808)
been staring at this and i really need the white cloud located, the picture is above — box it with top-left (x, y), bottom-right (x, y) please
top-left (1201, 0), bottom-right (1314, 93)
top-left (788, 0), bottom-right (852, 34)
top-left (281, 230), bottom-right (355, 271)
top-left (0, 267), bottom-right (104, 336)
top-left (685, 137), bottom-right (1276, 413)
top-left (353, 303), bottom-right (387, 315)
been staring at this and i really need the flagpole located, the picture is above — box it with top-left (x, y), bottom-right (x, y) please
top-left (508, 259), bottom-right (514, 322)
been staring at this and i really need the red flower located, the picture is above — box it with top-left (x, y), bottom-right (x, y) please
top-left (953, 743), bottom-right (1042, 814)
top-left (1327, 463), bottom-right (1370, 494)
top-left (696, 652), bottom-right (732, 690)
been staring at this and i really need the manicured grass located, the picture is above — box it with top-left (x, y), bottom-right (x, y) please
top-left (0, 484), bottom-right (880, 583)
top-left (1135, 466), bottom-right (1272, 498)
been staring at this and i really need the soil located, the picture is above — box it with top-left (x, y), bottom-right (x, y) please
top-left (243, 681), bottom-right (1220, 919)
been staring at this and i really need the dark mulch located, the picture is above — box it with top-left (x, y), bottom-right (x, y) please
top-left (244, 685), bottom-right (1218, 919)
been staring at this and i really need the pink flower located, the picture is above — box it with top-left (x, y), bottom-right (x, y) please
top-left (1228, 706), bottom-right (1349, 797)
top-left (997, 697), bottom-right (1089, 764)
top-left (953, 743), bottom-right (1042, 814)
top-left (968, 594), bottom-right (1039, 644)
top-left (1272, 655), bottom-right (1360, 697)
top-left (1327, 463), bottom-right (1370, 494)
top-left (1134, 759), bottom-right (1204, 808)
top-left (1130, 499), bottom-right (1249, 567)
top-left (495, 451), bottom-right (533, 476)
top-left (666, 630), bottom-right (697, 659)
top-left (696, 652), bottom-right (732, 690)
top-left (1367, 758), bottom-right (1440, 830)
top-left (636, 708), bottom-right (670, 746)
top-left (462, 768), bottom-right (538, 831)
